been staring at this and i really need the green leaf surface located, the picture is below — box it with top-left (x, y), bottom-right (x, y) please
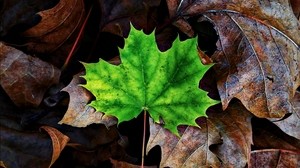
top-left (82, 25), bottom-right (218, 135)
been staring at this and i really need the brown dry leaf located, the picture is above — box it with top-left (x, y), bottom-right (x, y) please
top-left (166, 0), bottom-right (300, 118)
top-left (249, 149), bottom-right (300, 168)
top-left (40, 126), bottom-right (70, 167)
top-left (146, 102), bottom-right (253, 168)
top-left (0, 42), bottom-right (60, 107)
top-left (209, 12), bottom-right (300, 118)
top-left (22, 0), bottom-right (85, 67)
top-left (99, 0), bottom-right (161, 37)
top-left (252, 117), bottom-right (300, 151)
top-left (110, 158), bottom-right (156, 168)
top-left (268, 90), bottom-right (300, 139)
top-left (0, 161), bottom-right (6, 168)
top-left (290, 0), bottom-right (300, 19)
top-left (168, 0), bottom-right (300, 44)
top-left (59, 72), bottom-right (117, 128)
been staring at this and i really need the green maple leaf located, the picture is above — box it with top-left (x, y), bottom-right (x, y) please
top-left (82, 25), bottom-right (218, 136)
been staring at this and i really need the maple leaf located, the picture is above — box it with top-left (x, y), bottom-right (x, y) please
top-left (82, 25), bottom-right (218, 135)
top-left (146, 102), bottom-right (253, 167)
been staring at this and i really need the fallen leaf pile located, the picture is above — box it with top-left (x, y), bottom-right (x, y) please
top-left (0, 0), bottom-right (299, 167)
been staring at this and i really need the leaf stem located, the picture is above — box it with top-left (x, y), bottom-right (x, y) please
top-left (141, 110), bottom-right (147, 168)
top-left (61, 5), bottom-right (93, 71)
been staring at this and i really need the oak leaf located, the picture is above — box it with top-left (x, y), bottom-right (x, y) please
top-left (249, 149), bottom-right (300, 168)
top-left (59, 73), bottom-right (117, 128)
top-left (146, 102), bottom-right (253, 167)
top-left (252, 115), bottom-right (300, 151)
top-left (165, 0), bottom-right (300, 118)
top-left (268, 90), bottom-right (300, 139)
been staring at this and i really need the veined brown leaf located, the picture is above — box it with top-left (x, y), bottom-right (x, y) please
top-left (0, 42), bottom-right (60, 107)
top-left (22, 0), bottom-right (85, 67)
top-left (166, 0), bottom-right (300, 118)
top-left (59, 72), bottom-right (117, 128)
top-left (268, 90), bottom-right (300, 139)
top-left (146, 102), bottom-right (253, 167)
top-left (249, 149), bottom-right (300, 168)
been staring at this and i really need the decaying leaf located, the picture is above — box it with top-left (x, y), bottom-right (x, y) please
top-left (83, 25), bottom-right (218, 135)
top-left (252, 117), bottom-right (300, 151)
top-left (59, 73), bottom-right (117, 128)
top-left (99, 0), bottom-right (161, 36)
top-left (22, 0), bottom-right (85, 67)
top-left (0, 161), bottom-right (7, 168)
top-left (249, 149), bottom-right (300, 168)
top-left (0, 116), bottom-right (55, 168)
top-left (165, 0), bottom-right (300, 118)
top-left (146, 102), bottom-right (253, 167)
top-left (290, 0), bottom-right (300, 19)
top-left (0, 1), bottom-right (59, 37)
top-left (0, 42), bottom-right (60, 107)
top-left (208, 12), bottom-right (300, 118)
top-left (268, 90), bottom-right (300, 140)
top-left (168, 0), bottom-right (300, 44)
top-left (40, 126), bottom-right (70, 167)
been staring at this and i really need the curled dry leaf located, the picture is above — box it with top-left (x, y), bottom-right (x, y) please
top-left (40, 126), bottom-right (70, 167)
top-left (59, 72), bottom-right (117, 128)
top-left (146, 102), bottom-right (253, 168)
top-left (168, 0), bottom-right (300, 44)
top-left (268, 90), bottom-right (300, 140)
top-left (0, 118), bottom-right (55, 168)
top-left (249, 149), bottom-right (300, 168)
top-left (0, 42), bottom-right (60, 107)
top-left (0, 161), bottom-right (7, 168)
top-left (0, 1), bottom-right (59, 37)
top-left (166, 0), bottom-right (300, 118)
top-left (22, 0), bottom-right (85, 67)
